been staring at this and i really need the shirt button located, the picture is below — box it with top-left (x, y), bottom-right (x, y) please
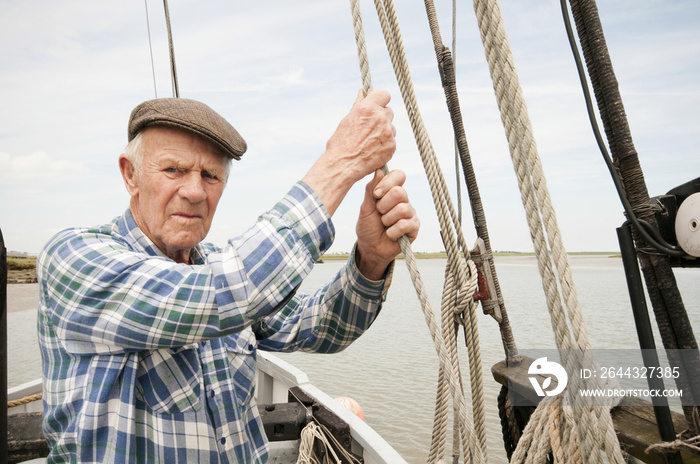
top-left (210, 390), bottom-right (215, 398)
top-left (220, 437), bottom-right (226, 445)
top-left (248, 344), bottom-right (254, 351)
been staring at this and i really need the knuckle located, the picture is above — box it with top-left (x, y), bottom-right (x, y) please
top-left (389, 185), bottom-right (408, 202)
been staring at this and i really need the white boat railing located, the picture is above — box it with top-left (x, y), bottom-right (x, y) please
top-left (7, 378), bottom-right (42, 415)
top-left (256, 351), bottom-right (408, 464)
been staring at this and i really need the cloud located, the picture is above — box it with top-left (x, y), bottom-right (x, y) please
top-left (0, 151), bottom-right (86, 181)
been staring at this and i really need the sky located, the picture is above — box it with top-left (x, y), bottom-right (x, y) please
top-left (1, 0), bottom-right (699, 255)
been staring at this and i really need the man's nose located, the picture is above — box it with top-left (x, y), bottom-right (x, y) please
top-left (179, 173), bottom-right (207, 202)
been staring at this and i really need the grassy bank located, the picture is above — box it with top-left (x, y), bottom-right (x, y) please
top-left (8, 256), bottom-right (37, 270)
top-left (6, 256), bottom-right (38, 283)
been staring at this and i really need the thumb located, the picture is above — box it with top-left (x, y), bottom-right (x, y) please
top-left (362, 169), bottom-right (384, 208)
top-left (354, 88), bottom-right (366, 105)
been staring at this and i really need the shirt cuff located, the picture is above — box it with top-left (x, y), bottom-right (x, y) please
top-left (348, 243), bottom-right (394, 302)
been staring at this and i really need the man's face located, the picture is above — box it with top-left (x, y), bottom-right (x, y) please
top-left (124, 126), bottom-right (228, 262)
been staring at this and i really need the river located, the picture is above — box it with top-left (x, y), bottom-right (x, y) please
top-left (6, 255), bottom-right (700, 463)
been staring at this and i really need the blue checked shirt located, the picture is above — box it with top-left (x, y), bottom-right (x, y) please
top-left (37, 181), bottom-right (391, 463)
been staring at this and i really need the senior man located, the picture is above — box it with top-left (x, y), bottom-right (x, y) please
top-left (37, 90), bottom-right (418, 463)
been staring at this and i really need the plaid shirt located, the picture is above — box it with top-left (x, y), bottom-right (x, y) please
top-left (37, 181), bottom-right (390, 463)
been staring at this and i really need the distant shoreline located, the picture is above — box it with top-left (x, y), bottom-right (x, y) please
top-left (320, 251), bottom-right (621, 261)
top-left (6, 252), bottom-right (624, 314)
top-left (6, 252), bottom-right (623, 284)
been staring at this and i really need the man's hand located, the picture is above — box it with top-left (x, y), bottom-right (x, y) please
top-left (355, 169), bottom-right (419, 280)
top-left (302, 90), bottom-right (396, 216)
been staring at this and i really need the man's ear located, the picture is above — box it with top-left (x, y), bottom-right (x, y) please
top-left (119, 154), bottom-right (139, 196)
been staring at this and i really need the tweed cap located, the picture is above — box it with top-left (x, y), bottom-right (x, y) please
top-left (128, 98), bottom-right (246, 160)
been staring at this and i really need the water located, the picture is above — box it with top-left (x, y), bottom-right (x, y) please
top-left (7, 283), bottom-right (42, 388)
top-left (6, 257), bottom-right (699, 463)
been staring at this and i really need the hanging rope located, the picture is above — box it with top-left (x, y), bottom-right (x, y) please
top-left (349, 1), bottom-right (486, 462)
top-left (351, 0), bottom-right (486, 462)
top-left (428, 261), bottom-right (474, 464)
top-left (421, 0), bottom-right (519, 363)
top-left (162, 0), bottom-right (179, 98)
top-left (471, 0), bottom-right (625, 462)
top-left (451, 0), bottom-right (463, 228)
top-left (143, 0), bottom-right (158, 98)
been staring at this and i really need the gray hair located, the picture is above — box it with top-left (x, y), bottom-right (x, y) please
top-left (122, 130), bottom-right (232, 181)
top-left (123, 131), bottom-right (145, 178)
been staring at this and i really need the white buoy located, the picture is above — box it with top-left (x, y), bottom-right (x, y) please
top-left (675, 192), bottom-right (700, 257)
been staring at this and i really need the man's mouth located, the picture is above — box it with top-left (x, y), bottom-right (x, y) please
top-left (173, 213), bottom-right (203, 220)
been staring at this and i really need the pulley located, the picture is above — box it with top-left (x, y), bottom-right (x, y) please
top-left (652, 176), bottom-right (700, 265)
top-left (675, 192), bottom-right (700, 257)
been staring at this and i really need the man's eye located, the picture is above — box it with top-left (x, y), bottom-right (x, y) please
top-left (202, 171), bottom-right (221, 183)
top-left (164, 167), bottom-right (185, 177)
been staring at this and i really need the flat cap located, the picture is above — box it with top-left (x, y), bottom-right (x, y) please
top-left (128, 98), bottom-right (246, 160)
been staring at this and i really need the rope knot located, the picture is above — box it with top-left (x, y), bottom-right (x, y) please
top-left (450, 258), bottom-right (479, 320)
top-left (644, 430), bottom-right (700, 456)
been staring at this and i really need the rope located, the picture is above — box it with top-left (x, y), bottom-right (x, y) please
top-left (645, 431), bottom-right (700, 456)
top-left (162, 0), bottom-right (179, 98)
top-left (472, 0), bottom-right (625, 462)
top-left (421, 0), bottom-right (519, 362)
top-left (428, 265), bottom-right (459, 464)
top-left (296, 421), bottom-right (361, 464)
top-left (428, 260), bottom-right (478, 464)
top-left (496, 387), bottom-right (517, 460)
top-left (7, 392), bottom-right (42, 409)
top-left (289, 386), bottom-right (362, 464)
top-left (646, 405), bottom-right (700, 455)
top-left (349, 1), bottom-right (486, 462)
top-left (143, 0), bottom-right (158, 98)
top-left (452, 0), bottom-right (462, 228)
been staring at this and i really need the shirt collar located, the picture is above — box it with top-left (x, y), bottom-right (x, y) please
top-left (116, 208), bottom-right (207, 264)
